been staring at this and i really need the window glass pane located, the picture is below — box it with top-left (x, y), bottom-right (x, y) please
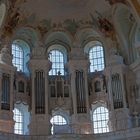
top-left (93, 107), bottom-right (109, 134)
top-left (49, 50), bottom-right (65, 75)
top-left (13, 108), bottom-right (23, 135)
top-left (12, 43), bottom-right (23, 71)
top-left (50, 115), bottom-right (67, 134)
top-left (89, 45), bottom-right (104, 72)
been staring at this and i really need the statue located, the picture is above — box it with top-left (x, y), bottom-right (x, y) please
top-left (108, 47), bottom-right (124, 65)
top-left (109, 47), bottom-right (118, 56)
top-left (0, 47), bottom-right (12, 65)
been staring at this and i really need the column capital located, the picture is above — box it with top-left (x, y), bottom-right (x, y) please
top-left (66, 59), bottom-right (89, 73)
top-left (28, 59), bottom-right (51, 72)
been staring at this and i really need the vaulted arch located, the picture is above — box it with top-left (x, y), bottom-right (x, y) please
top-left (112, 3), bottom-right (137, 63)
top-left (0, 2), bottom-right (6, 28)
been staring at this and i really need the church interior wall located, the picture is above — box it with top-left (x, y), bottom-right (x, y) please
top-left (0, 0), bottom-right (140, 139)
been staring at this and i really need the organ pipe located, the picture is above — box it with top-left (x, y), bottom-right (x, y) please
top-left (49, 76), bottom-right (69, 98)
top-left (111, 73), bottom-right (123, 109)
top-left (1, 73), bottom-right (10, 110)
top-left (35, 70), bottom-right (45, 114)
top-left (75, 70), bottom-right (86, 113)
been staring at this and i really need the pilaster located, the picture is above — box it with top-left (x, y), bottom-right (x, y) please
top-left (104, 48), bottom-right (131, 131)
top-left (28, 43), bottom-right (51, 135)
top-left (67, 47), bottom-right (91, 134)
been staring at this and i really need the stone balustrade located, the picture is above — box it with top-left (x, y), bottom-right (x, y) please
top-left (0, 127), bottom-right (140, 140)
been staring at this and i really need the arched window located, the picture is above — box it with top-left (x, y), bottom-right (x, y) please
top-left (50, 115), bottom-right (67, 134)
top-left (13, 108), bottom-right (24, 134)
top-left (89, 45), bottom-right (104, 72)
top-left (49, 50), bottom-right (65, 75)
top-left (13, 103), bottom-right (30, 135)
top-left (12, 43), bottom-right (23, 71)
top-left (12, 40), bottom-right (30, 73)
top-left (93, 106), bottom-right (109, 134)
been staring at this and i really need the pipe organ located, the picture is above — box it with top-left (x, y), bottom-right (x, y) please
top-left (0, 41), bottom-right (134, 135)
top-left (0, 0), bottom-right (140, 136)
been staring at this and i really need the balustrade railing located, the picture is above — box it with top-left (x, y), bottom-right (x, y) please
top-left (0, 127), bottom-right (140, 140)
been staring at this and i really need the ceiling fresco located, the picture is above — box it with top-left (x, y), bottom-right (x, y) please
top-left (20, 0), bottom-right (111, 22)
top-left (0, 0), bottom-right (129, 42)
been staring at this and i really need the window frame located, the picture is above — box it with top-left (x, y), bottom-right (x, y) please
top-left (88, 45), bottom-right (105, 72)
top-left (92, 105), bottom-right (109, 134)
top-left (50, 115), bottom-right (67, 134)
top-left (12, 43), bottom-right (24, 72)
top-left (12, 40), bottom-right (30, 73)
top-left (49, 49), bottom-right (65, 76)
top-left (13, 103), bottom-right (30, 135)
top-left (84, 41), bottom-right (105, 73)
top-left (13, 108), bottom-right (24, 135)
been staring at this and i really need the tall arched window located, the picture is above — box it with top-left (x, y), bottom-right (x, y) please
top-left (49, 50), bottom-right (65, 75)
top-left (12, 40), bottom-right (30, 73)
top-left (93, 106), bottom-right (109, 134)
top-left (13, 108), bottom-right (24, 134)
top-left (50, 115), bottom-right (67, 134)
top-left (89, 45), bottom-right (104, 72)
top-left (13, 103), bottom-right (30, 135)
top-left (12, 43), bottom-right (23, 71)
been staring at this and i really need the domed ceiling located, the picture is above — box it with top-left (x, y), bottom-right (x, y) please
top-left (20, 0), bottom-right (111, 22)
top-left (1, 0), bottom-right (128, 41)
